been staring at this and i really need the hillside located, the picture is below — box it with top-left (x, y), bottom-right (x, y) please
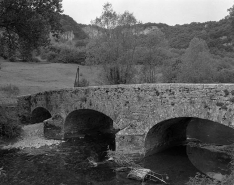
top-left (71, 17), bottom-right (233, 56)
top-left (60, 14), bottom-right (88, 40)
top-left (143, 18), bottom-right (233, 55)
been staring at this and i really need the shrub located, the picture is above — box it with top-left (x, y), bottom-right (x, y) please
top-left (59, 48), bottom-right (85, 63)
top-left (140, 65), bottom-right (162, 83)
top-left (0, 84), bottom-right (20, 97)
top-left (75, 40), bottom-right (88, 47)
top-left (45, 42), bottom-right (86, 64)
top-left (186, 172), bottom-right (218, 185)
top-left (102, 64), bottom-right (137, 85)
top-left (0, 119), bottom-right (22, 138)
top-left (32, 57), bottom-right (41, 63)
top-left (0, 106), bottom-right (22, 138)
top-left (47, 51), bottom-right (58, 62)
top-left (77, 78), bottom-right (89, 87)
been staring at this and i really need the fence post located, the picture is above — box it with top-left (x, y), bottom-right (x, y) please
top-left (74, 66), bottom-right (79, 87)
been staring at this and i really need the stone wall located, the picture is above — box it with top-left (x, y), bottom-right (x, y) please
top-left (17, 84), bottom-right (234, 156)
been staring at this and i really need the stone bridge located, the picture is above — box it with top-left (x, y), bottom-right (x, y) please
top-left (17, 84), bottom-right (234, 157)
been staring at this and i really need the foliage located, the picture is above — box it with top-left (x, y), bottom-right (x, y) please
top-left (162, 58), bottom-right (182, 83)
top-left (0, 84), bottom-right (20, 97)
top-left (228, 4), bottom-right (234, 35)
top-left (186, 172), bottom-right (219, 185)
top-left (0, 0), bottom-right (63, 61)
top-left (86, 3), bottom-right (141, 84)
top-left (60, 14), bottom-right (88, 40)
top-left (86, 3), bottom-right (173, 84)
top-left (75, 39), bottom-right (88, 48)
top-left (177, 38), bottom-right (216, 83)
top-left (140, 65), bottom-right (162, 83)
top-left (75, 78), bottom-right (89, 87)
top-left (163, 38), bottom-right (217, 83)
top-left (101, 64), bottom-right (137, 85)
top-left (0, 106), bottom-right (22, 138)
top-left (43, 42), bottom-right (86, 64)
top-left (140, 14), bottom-right (233, 56)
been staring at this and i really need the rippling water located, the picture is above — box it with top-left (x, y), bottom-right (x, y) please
top-left (1, 138), bottom-right (232, 185)
top-left (0, 122), bottom-right (233, 185)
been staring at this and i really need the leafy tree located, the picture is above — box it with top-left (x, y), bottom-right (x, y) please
top-left (0, 0), bottom-right (63, 61)
top-left (177, 38), bottom-right (216, 83)
top-left (228, 4), bottom-right (234, 34)
top-left (162, 58), bottom-right (182, 83)
top-left (86, 3), bottom-right (141, 84)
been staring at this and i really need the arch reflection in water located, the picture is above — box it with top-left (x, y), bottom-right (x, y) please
top-left (187, 118), bottom-right (234, 181)
top-left (144, 117), bottom-right (234, 184)
top-left (64, 109), bottom-right (116, 160)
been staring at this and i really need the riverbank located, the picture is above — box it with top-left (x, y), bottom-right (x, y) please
top-left (1, 123), bottom-right (63, 153)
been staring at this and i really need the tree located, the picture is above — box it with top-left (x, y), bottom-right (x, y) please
top-left (86, 3), bottom-right (140, 84)
top-left (177, 38), bottom-right (216, 83)
top-left (228, 4), bottom-right (234, 33)
top-left (0, 0), bottom-right (63, 61)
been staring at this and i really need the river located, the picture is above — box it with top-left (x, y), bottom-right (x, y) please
top-left (0, 123), bottom-right (233, 185)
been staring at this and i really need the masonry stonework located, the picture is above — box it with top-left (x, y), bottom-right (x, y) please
top-left (17, 84), bottom-right (234, 157)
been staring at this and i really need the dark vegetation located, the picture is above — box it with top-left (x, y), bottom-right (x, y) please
top-left (0, 2), bottom-right (234, 184)
top-left (0, 105), bottom-right (21, 138)
top-left (60, 14), bottom-right (88, 40)
top-left (0, 0), bottom-right (63, 61)
top-left (1, 1), bottom-right (234, 84)
top-left (0, 85), bottom-right (21, 138)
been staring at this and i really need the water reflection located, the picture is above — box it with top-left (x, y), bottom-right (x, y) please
top-left (0, 117), bottom-right (234, 185)
top-left (187, 118), bottom-right (234, 180)
top-left (144, 146), bottom-right (199, 185)
top-left (0, 137), bottom-right (117, 185)
top-left (0, 138), bottom-right (233, 185)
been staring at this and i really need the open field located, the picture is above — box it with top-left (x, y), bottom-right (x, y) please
top-left (0, 58), bottom-right (102, 104)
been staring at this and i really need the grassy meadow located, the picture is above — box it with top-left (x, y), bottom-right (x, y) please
top-left (0, 58), bottom-right (102, 104)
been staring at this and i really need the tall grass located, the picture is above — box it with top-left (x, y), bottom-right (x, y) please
top-left (0, 84), bottom-right (20, 97)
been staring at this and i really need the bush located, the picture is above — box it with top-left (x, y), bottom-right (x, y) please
top-left (0, 119), bottom-right (22, 138)
top-left (140, 65), bottom-right (162, 83)
top-left (44, 42), bottom-right (86, 64)
top-left (59, 48), bottom-right (85, 63)
top-left (46, 51), bottom-right (58, 62)
top-left (75, 40), bottom-right (88, 47)
top-left (186, 172), bottom-right (218, 185)
top-left (102, 64), bottom-right (137, 85)
top-left (0, 106), bottom-right (22, 138)
top-left (0, 84), bottom-right (20, 97)
top-left (76, 78), bottom-right (89, 87)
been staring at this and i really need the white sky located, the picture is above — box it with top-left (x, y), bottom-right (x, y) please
top-left (62, 0), bottom-right (234, 25)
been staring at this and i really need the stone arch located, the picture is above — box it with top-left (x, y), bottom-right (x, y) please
top-left (64, 109), bottom-right (116, 150)
top-left (31, 107), bottom-right (52, 124)
top-left (144, 117), bottom-right (234, 157)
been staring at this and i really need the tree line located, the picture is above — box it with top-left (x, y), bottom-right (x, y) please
top-left (1, 1), bottom-right (234, 84)
top-left (85, 3), bottom-right (234, 84)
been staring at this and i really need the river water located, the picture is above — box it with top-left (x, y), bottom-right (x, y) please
top-left (0, 123), bottom-right (233, 185)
